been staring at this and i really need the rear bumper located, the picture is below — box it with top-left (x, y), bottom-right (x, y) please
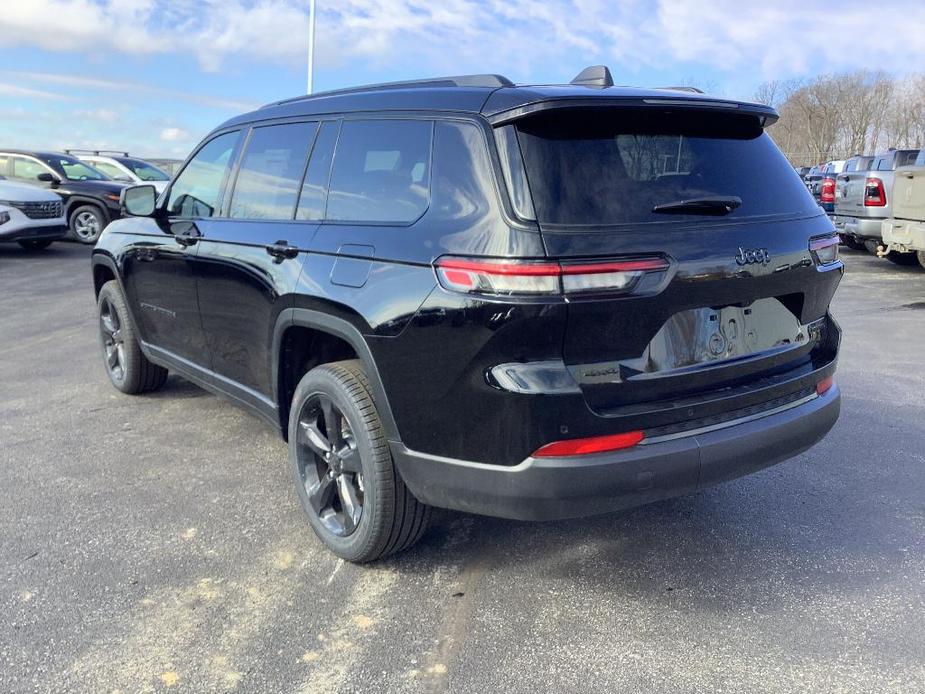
top-left (882, 219), bottom-right (925, 252)
top-left (392, 385), bottom-right (840, 521)
top-left (834, 215), bottom-right (884, 240)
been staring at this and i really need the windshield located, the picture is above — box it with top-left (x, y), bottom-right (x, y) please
top-left (118, 158), bottom-right (170, 181)
top-left (46, 157), bottom-right (110, 181)
top-left (511, 108), bottom-right (819, 227)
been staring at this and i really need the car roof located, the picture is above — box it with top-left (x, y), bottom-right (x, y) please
top-left (216, 70), bottom-right (778, 132)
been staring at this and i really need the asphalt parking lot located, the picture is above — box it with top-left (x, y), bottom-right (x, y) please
top-left (1, 242), bottom-right (924, 693)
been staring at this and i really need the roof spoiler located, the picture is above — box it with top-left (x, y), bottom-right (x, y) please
top-left (570, 66), bottom-right (614, 88)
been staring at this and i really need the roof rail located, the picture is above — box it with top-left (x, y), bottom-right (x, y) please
top-left (656, 86), bottom-right (705, 94)
top-left (267, 74), bottom-right (514, 108)
top-left (65, 149), bottom-right (130, 157)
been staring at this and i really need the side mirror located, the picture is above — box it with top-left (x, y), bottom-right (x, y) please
top-left (121, 184), bottom-right (157, 217)
top-left (36, 172), bottom-right (57, 184)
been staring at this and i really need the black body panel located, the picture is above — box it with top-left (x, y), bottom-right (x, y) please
top-left (91, 76), bottom-right (841, 520)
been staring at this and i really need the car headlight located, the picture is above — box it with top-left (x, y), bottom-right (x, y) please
top-left (0, 211), bottom-right (9, 225)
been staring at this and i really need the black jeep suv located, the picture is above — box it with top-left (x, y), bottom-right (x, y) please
top-left (0, 150), bottom-right (126, 243)
top-left (91, 67), bottom-right (843, 562)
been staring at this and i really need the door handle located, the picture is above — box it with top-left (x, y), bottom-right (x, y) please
top-left (266, 240), bottom-right (300, 263)
top-left (171, 221), bottom-right (201, 247)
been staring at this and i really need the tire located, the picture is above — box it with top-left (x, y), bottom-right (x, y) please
top-left (918, 251), bottom-right (925, 270)
top-left (884, 250), bottom-right (920, 266)
top-left (17, 239), bottom-right (54, 250)
top-left (70, 204), bottom-right (106, 244)
top-left (288, 359), bottom-right (430, 562)
top-left (97, 280), bottom-right (168, 394)
top-left (863, 240), bottom-right (881, 255)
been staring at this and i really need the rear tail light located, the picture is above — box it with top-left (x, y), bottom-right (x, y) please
top-left (820, 178), bottom-right (836, 203)
top-left (810, 235), bottom-right (839, 265)
top-left (816, 376), bottom-right (834, 395)
top-left (434, 256), bottom-right (670, 297)
top-left (533, 430), bottom-right (645, 457)
top-left (863, 178), bottom-right (886, 207)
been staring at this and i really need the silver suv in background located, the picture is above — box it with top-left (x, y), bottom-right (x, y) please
top-left (66, 150), bottom-right (171, 194)
top-left (833, 148), bottom-right (919, 263)
top-left (880, 149), bottom-right (925, 269)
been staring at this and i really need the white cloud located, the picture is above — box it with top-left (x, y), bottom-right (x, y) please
top-left (160, 127), bottom-right (191, 142)
top-left (3, 70), bottom-right (258, 111)
top-left (0, 82), bottom-right (69, 100)
top-left (0, 0), bottom-right (922, 85)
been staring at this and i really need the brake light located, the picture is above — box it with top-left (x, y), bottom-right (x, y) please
top-left (809, 235), bottom-right (839, 265)
top-left (816, 376), bottom-right (834, 395)
top-left (533, 430), bottom-right (645, 457)
top-left (434, 257), bottom-right (670, 296)
top-left (864, 178), bottom-right (886, 206)
top-left (820, 178), bottom-right (836, 203)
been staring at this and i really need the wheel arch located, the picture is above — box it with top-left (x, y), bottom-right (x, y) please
top-left (91, 253), bottom-right (119, 297)
top-left (66, 196), bottom-right (111, 224)
top-left (273, 308), bottom-right (400, 444)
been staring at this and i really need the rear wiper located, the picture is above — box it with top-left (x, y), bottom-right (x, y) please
top-left (652, 196), bottom-right (742, 215)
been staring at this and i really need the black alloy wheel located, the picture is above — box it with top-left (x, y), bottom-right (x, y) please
top-left (287, 360), bottom-right (430, 562)
top-left (95, 280), bottom-right (168, 394)
top-left (295, 393), bottom-right (365, 537)
top-left (100, 295), bottom-right (126, 383)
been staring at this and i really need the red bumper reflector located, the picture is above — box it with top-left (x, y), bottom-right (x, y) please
top-left (533, 430), bottom-right (645, 458)
top-left (816, 376), bottom-right (834, 395)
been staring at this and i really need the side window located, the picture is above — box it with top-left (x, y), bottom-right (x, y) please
top-left (91, 160), bottom-right (129, 181)
top-left (296, 121), bottom-right (339, 221)
top-left (228, 122), bottom-right (317, 220)
top-left (876, 157), bottom-right (889, 171)
top-left (11, 156), bottom-right (48, 181)
top-left (326, 119), bottom-right (432, 224)
top-left (167, 131), bottom-right (240, 218)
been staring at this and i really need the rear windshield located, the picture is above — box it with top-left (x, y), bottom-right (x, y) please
top-left (511, 108), bottom-right (819, 227)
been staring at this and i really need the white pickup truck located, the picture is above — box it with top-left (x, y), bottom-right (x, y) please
top-left (880, 149), bottom-right (925, 269)
top-left (0, 177), bottom-right (68, 250)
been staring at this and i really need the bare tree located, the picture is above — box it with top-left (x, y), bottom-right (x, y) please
top-left (763, 71), bottom-right (919, 166)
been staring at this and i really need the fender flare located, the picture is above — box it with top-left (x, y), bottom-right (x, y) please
top-left (272, 307), bottom-right (400, 442)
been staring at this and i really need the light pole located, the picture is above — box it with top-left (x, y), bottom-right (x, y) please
top-left (307, 0), bottom-right (316, 94)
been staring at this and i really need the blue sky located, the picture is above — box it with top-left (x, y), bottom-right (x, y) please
top-left (1, 0), bottom-right (923, 159)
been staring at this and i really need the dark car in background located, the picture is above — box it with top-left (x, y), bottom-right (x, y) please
top-left (806, 160), bottom-right (846, 214)
top-left (0, 150), bottom-right (127, 243)
top-left (91, 67), bottom-right (843, 562)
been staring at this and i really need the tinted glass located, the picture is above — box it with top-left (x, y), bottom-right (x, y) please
top-left (514, 108), bottom-right (819, 226)
top-left (167, 131), bottom-right (239, 218)
top-left (91, 161), bottom-right (132, 180)
top-left (52, 157), bottom-right (108, 181)
top-left (897, 150), bottom-right (919, 167)
top-left (296, 121), bottom-right (338, 221)
top-left (11, 156), bottom-right (48, 180)
top-left (326, 119), bottom-right (432, 223)
top-left (229, 122), bottom-right (317, 220)
top-left (119, 158), bottom-right (170, 181)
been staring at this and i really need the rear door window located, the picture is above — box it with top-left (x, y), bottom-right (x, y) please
top-left (326, 119), bottom-right (432, 224)
top-left (228, 122), bottom-right (317, 220)
top-left (296, 120), bottom-right (339, 221)
top-left (511, 108), bottom-right (819, 227)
